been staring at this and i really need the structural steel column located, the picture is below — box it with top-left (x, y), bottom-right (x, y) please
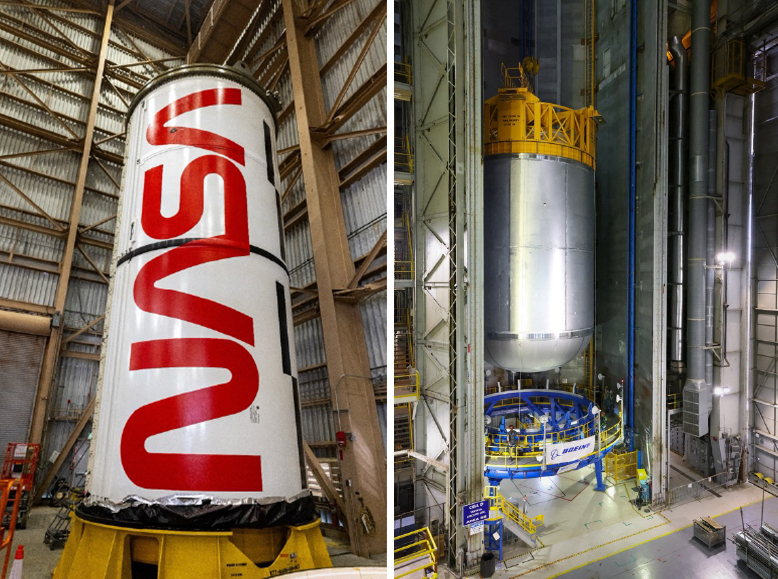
top-left (282, 0), bottom-right (386, 557)
top-left (29, 0), bottom-right (115, 444)
top-left (462, 0), bottom-right (484, 561)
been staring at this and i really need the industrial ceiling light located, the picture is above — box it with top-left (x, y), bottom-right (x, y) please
top-left (717, 252), bottom-right (736, 264)
top-left (713, 386), bottom-right (731, 396)
top-left (616, 394), bottom-right (622, 403)
top-left (591, 406), bottom-right (601, 416)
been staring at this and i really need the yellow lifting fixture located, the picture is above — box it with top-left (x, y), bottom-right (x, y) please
top-left (484, 63), bottom-right (603, 169)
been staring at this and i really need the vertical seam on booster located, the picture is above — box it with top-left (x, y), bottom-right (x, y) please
top-left (276, 281), bottom-right (292, 376)
top-left (264, 120), bottom-right (275, 186)
top-left (276, 188), bottom-right (285, 261)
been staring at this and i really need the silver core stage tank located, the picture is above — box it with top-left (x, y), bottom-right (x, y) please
top-left (483, 76), bottom-right (600, 372)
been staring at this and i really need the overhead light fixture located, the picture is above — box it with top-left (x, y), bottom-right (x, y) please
top-left (713, 386), bottom-right (731, 396)
top-left (616, 394), bottom-right (622, 403)
top-left (591, 406), bottom-right (600, 416)
top-left (717, 252), bottom-right (735, 264)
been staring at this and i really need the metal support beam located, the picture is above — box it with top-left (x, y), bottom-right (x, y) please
top-left (33, 397), bottom-right (95, 504)
top-left (282, 0), bottom-right (386, 557)
top-left (29, 0), bottom-right (115, 445)
top-left (303, 442), bottom-right (349, 530)
top-left (347, 231), bottom-right (386, 289)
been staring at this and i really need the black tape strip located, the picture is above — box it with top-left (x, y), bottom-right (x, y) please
top-left (264, 120), bottom-right (275, 186)
top-left (116, 237), bottom-right (288, 275)
top-left (276, 281), bottom-right (292, 376)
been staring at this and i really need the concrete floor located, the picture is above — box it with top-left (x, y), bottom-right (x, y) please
top-left (5, 506), bottom-right (385, 578)
top-left (497, 465), bottom-right (648, 553)
top-left (463, 477), bottom-right (769, 578)
top-left (561, 492), bottom-right (773, 578)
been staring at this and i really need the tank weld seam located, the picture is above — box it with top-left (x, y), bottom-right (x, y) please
top-left (488, 329), bottom-right (594, 341)
top-left (117, 237), bottom-right (288, 274)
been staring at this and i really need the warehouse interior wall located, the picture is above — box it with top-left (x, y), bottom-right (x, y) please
top-left (752, 41), bottom-right (778, 480)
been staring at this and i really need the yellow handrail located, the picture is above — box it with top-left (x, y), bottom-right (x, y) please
top-left (485, 415), bottom-right (622, 468)
top-left (394, 134), bottom-right (414, 174)
top-left (485, 485), bottom-right (544, 537)
top-left (404, 212), bottom-right (414, 280)
top-left (394, 527), bottom-right (437, 578)
top-left (394, 60), bottom-right (413, 85)
top-left (604, 450), bottom-right (638, 483)
top-left (394, 371), bottom-right (419, 399)
top-left (404, 307), bottom-right (414, 368)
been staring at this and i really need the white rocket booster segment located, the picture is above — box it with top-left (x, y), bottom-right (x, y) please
top-left (88, 65), bottom-right (306, 505)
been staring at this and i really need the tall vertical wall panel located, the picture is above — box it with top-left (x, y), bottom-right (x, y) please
top-left (711, 96), bottom-right (748, 439)
top-left (753, 44), bottom-right (778, 480)
top-left (595, 0), bottom-right (666, 485)
top-left (595, 4), bottom-right (629, 385)
top-left (634, 1), bottom-right (666, 480)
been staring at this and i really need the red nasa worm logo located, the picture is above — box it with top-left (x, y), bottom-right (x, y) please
top-left (119, 88), bottom-right (262, 492)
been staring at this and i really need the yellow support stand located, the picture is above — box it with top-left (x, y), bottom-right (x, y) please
top-left (55, 515), bottom-right (332, 579)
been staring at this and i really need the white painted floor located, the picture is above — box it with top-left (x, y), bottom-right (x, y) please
top-left (394, 552), bottom-right (435, 578)
top-left (466, 469), bottom-right (767, 578)
top-left (497, 466), bottom-right (648, 554)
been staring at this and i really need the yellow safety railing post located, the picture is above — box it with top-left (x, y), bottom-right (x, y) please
top-left (393, 527), bottom-right (438, 579)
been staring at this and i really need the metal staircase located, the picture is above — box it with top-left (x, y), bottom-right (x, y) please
top-left (485, 486), bottom-right (544, 557)
top-left (394, 404), bottom-right (413, 473)
top-left (394, 212), bottom-right (413, 287)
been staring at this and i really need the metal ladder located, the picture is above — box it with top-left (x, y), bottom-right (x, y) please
top-left (583, 0), bottom-right (597, 108)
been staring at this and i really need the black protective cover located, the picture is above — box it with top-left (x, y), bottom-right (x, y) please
top-left (76, 493), bottom-right (316, 531)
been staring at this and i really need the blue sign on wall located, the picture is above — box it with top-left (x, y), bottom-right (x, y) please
top-left (462, 499), bottom-right (490, 526)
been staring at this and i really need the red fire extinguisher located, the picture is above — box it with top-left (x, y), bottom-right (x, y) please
top-left (336, 431), bottom-right (347, 460)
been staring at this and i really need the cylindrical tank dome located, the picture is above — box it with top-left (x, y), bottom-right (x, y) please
top-left (88, 65), bottom-right (305, 503)
top-left (483, 75), bottom-right (599, 372)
